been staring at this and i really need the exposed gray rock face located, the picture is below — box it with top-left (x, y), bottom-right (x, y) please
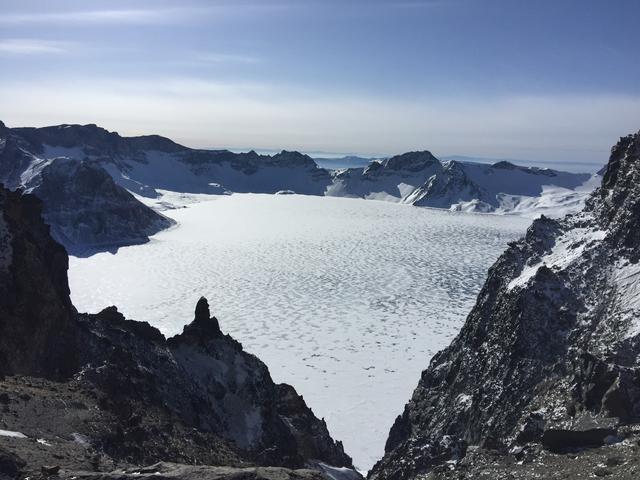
top-left (31, 159), bottom-right (173, 255)
top-left (0, 125), bottom-right (173, 256)
top-left (0, 187), bottom-right (77, 379)
top-left (56, 463), bottom-right (329, 480)
top-left (0, 187), bottom-right (357, 479)
top-left (369, 130), bottom-right (640, 480)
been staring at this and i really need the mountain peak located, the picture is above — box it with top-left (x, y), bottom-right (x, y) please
top-left (491, 160), bottom-right (517, 169)
top-left (600, 130), bottom-right (640, 193)
top-left (591, 130), bottom-right (640, 252)
top-left (171, 297), bottom-right (223, 344)
top-left (384, 151), bottom-right (441, 172)
top-left (271, 150), bottom-right (317, 168)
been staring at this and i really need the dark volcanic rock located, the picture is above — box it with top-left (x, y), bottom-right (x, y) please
top-left (0, 447), bottom-right (25, 480)
top-left (0, 188), bottom-right (358, 478)
top-left (57, 462), bottom-right (328, 480)
top-left (369, 130), bottom-right (640, 480)
top-left (0, 188), bottom-right (77, 379)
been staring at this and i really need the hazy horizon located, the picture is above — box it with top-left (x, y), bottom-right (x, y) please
top-left (0, 118), bottom-right (605, 173)
top-left (2, 0), bottom-right (639, 169)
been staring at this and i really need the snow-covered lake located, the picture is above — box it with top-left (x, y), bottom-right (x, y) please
top-left (68, 194), bottom-right (530, 472)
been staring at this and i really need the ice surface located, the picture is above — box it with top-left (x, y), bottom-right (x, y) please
top-left (68, 194), bottom-right (529, 472)
top-left (0, 429), bottom-right (27, 438)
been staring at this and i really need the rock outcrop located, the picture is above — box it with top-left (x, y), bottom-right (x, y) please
top-left (0, 125), bottom-right (173, 255)
top-left (0, 186), bottom-right (357, 479)
top-left (0, 187), bottom-right (77, 379)
top-left (369, 131), bottom-right (640, 480)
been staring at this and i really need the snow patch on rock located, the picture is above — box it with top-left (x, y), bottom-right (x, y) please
top-left (508, 222), bottom-right (606, 291)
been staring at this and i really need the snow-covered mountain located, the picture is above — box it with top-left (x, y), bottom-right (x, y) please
top-left (0, 121), bottom-right (173, 255)
top-left (370, 130), bottom-right (640, 480)
top-left (5, 123), bottom-right (596, 216)
top-left (8, 122), bottom-right (333, 198)
top-left (0, 121), bottom-right (599, 254)
top-left (328, 151), bottom-right (598, 218)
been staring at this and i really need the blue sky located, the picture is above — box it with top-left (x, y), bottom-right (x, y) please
top-left (1, 0), bottom-right (639, 169)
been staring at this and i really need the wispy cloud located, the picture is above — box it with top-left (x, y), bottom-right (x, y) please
top-left (0, 39), bottom-right (72, 55)
top-left (0, 8), bottom-right (202, 25)
top-left (0, 4), bottom-right (292, 26)
top-left (191, 52), bottom-right (262, 65)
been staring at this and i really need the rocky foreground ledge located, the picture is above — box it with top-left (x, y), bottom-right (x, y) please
top-left (0, 186), bottom-right (359, 480)
top-left (369, 131), bottom-right (640, 480)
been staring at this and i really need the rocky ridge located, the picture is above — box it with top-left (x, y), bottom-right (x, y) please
top-left (3, 123), bottom-right (332, 199)
top-left (0, 186), bottom-right (358, 479)
top-left (368, 131), bottom-right (640, 480)
top-left (0, 122), bottom-right (173, 256)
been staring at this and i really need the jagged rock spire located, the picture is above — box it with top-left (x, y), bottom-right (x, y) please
top-left (194, 296), bottom-right (211, 323)
top-left (182, 296), bottom-right (221, 337)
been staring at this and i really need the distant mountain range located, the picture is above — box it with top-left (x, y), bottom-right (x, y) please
top-left (315, 154), bottom-right (604, 174)
top-left (328, 152), bottom-right (597, 217)
top-left (440, 155), bottom-right (604, 173)
top-left (0, 122), bottom-right (599, 255)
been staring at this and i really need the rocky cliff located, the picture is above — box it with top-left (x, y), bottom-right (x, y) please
top-left (0, 123), bottom-right (173, 256)
top-left (0, 187), bottom-right (77, 379)
top-left (0, 186), bottom-right (358, 479)
top-left (369, 131), bottom-right (640, 480)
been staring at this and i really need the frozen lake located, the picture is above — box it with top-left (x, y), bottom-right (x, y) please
top-left (68, 194), bottom-right (530, 472)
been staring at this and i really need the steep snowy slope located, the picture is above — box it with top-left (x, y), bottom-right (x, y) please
top-left (0, 122), bottom-right (173, 255)
top-left (369, 131), bottom-right (640, 480)
top-left (327, 152), bottom-right (443, 202)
